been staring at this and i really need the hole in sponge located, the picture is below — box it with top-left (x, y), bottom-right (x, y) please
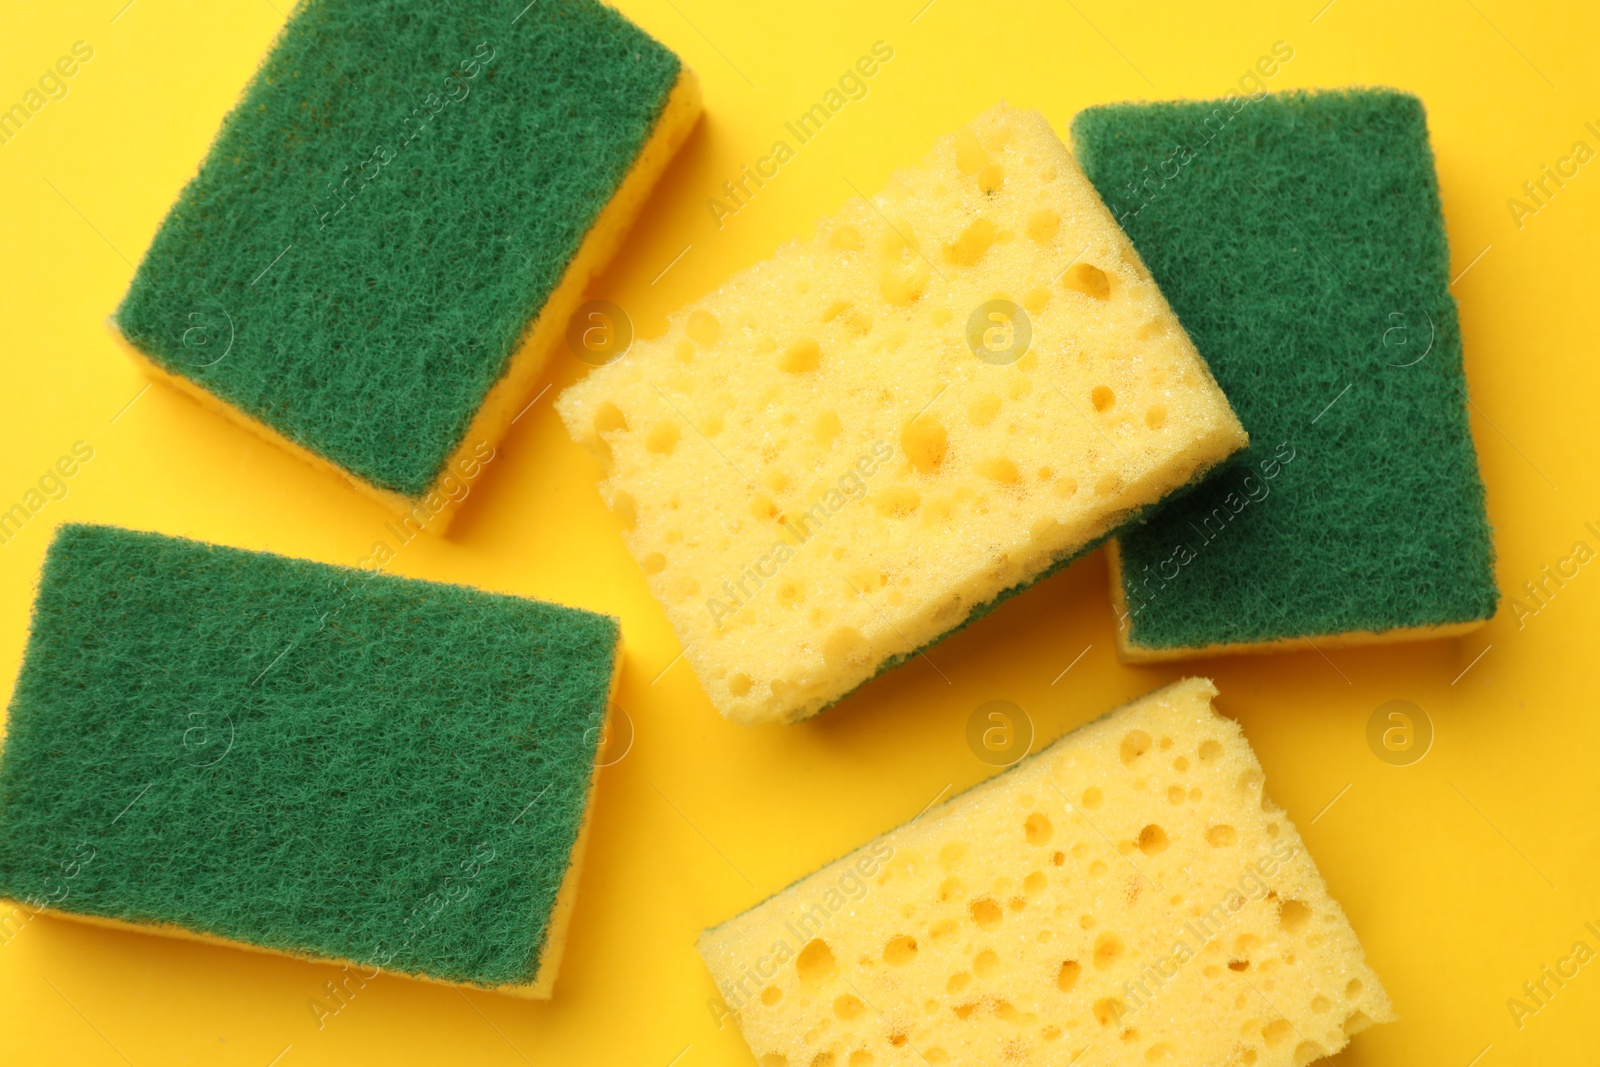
top-left (1262, 1019), bottom-right (1294, 1048)
top-left (901, 415), bottom-right (948, 473)
top-left (1199, 740), bottom-right (1223, 762)
top-left (1025, 813), bottom-right (1054, 845)
top-left (1093, 933), bottom-right (1125, 969)
top-left (944, 218), bottom-right (996, 266)
top-left (797, 938), bottom-right (838, 986)
top-left (1137, 824), bottom-right (1169, 856)
top-left (974, 949), bottom-right (1000, 977)
top-left (1091, 386), bottom-right (1115, 413)
top-left (1121, 730), bottom-right (1152, 764)
top-left (1206, 825), bottom-right (1238, 847)
top-left (980, 457), bottom-right (1021, 484)
top-left (884, 935), bottom-right (918, 966)
top-left (970, 897), bottom-right (1003, 929)
top-left (1293, 1041), bottom-right (1325, 1066)
top-left (814, 410), bottom-right (842, 446)
top-left (1342, 1011), bottom-right (1374, 1036)
top-left (781, 338), bottom-right (822, 373)
top-left (761, 985), bottom-right (782, 1005)
top-left (594, 402), bottom-right (627, 434)
top-left (1027, 209), bottom-right (1060, 242)
top-left (1063, 263), bottom-right (1111, 299)
top-left (954, 127), bottom-right (988, 173)
top-left (873, 485), bottom-right (921, 518)
top-left (1279, 899), bottom-right (1312, 934)
top-left (1058, 960), bottom-right (1081, 991)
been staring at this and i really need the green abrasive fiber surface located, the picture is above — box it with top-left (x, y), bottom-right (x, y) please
top-left (114, 0), bottom-right (682, 497)
top-left (0, 524), bottom-right (619, 987)
top-left (1071, 89), bottom-right (1497, 652)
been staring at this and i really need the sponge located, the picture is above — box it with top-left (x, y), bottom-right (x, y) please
top-left (0, 524), bottom-right (620, 997)
top-left (1071, 90), bottom-right (1497, 661)
top-left (699, 678), bottom-right (1393, 1066)
top-left (558, 104), bottom-right (1246, 724)
top-left (113, 0), bottom-right (700, 532)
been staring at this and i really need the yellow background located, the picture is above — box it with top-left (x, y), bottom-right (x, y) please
top-left (2, 0), bottom-right (1597, 1063)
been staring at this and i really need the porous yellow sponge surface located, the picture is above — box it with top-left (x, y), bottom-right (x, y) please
top-left (559, 104), bottom-right (1246, 724)
top-left (698, 679), bottom-right (1394, 1066)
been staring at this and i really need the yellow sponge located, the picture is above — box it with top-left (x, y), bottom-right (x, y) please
top-left (558, 104), bottom-right (1246, 724)
top-left (699, 679), bottom-right (1393, 1066)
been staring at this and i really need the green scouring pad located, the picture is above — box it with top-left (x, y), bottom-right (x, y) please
top-left (0, 524), bottom-right (621, 997)
top-left (112, 0), bottom-right (700, 530)
top-left (1070, 89), bottom-right (1498, 660)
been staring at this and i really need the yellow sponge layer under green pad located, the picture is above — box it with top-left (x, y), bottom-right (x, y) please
top-left (559, 103), bottom-right (1246, 724)
top-left (112, 0), bottom-right (700, 530)
top-left (699, 678), bottom-right (1393, 1066)
top-left (1071, 89), bottom-right (1498, 660)
top-left (0, 524), bottom-right (621, 997)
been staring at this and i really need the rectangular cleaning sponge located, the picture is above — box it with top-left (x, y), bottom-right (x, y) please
top-left (699, 678), bottom-right (1393, 1066)
top-left (558, 103), bottom-right (1246, 724)
top-left (0, 524), bottom-right (620, 997)
top-left (1071, 89), bottom-right (1498, 661)
top-left (113, 0), bottom-right (700, 531)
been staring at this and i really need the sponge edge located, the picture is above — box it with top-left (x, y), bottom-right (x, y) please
top-left (110, 69), bottom-right (701, 535)
top-left (560, 103), bottom-right (1245, 725)
top-left (0, 524), bottom-right (623, 996)
top-left (699, 679), bottom-right (1394, 1065)
top-left (1107, 543), bottom-right (1487, 663)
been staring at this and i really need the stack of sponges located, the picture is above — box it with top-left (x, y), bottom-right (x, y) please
top-left (699, 679), bottom-right (1394, 1066)
top-left (0, 524), bottom-right (621, 996)
top-left (1071, 89), bottom-right (1498, 660)
top-left (559, 103), bottom-right (1246, 724)
top-left (113, 0), bottom-right (700, 530)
